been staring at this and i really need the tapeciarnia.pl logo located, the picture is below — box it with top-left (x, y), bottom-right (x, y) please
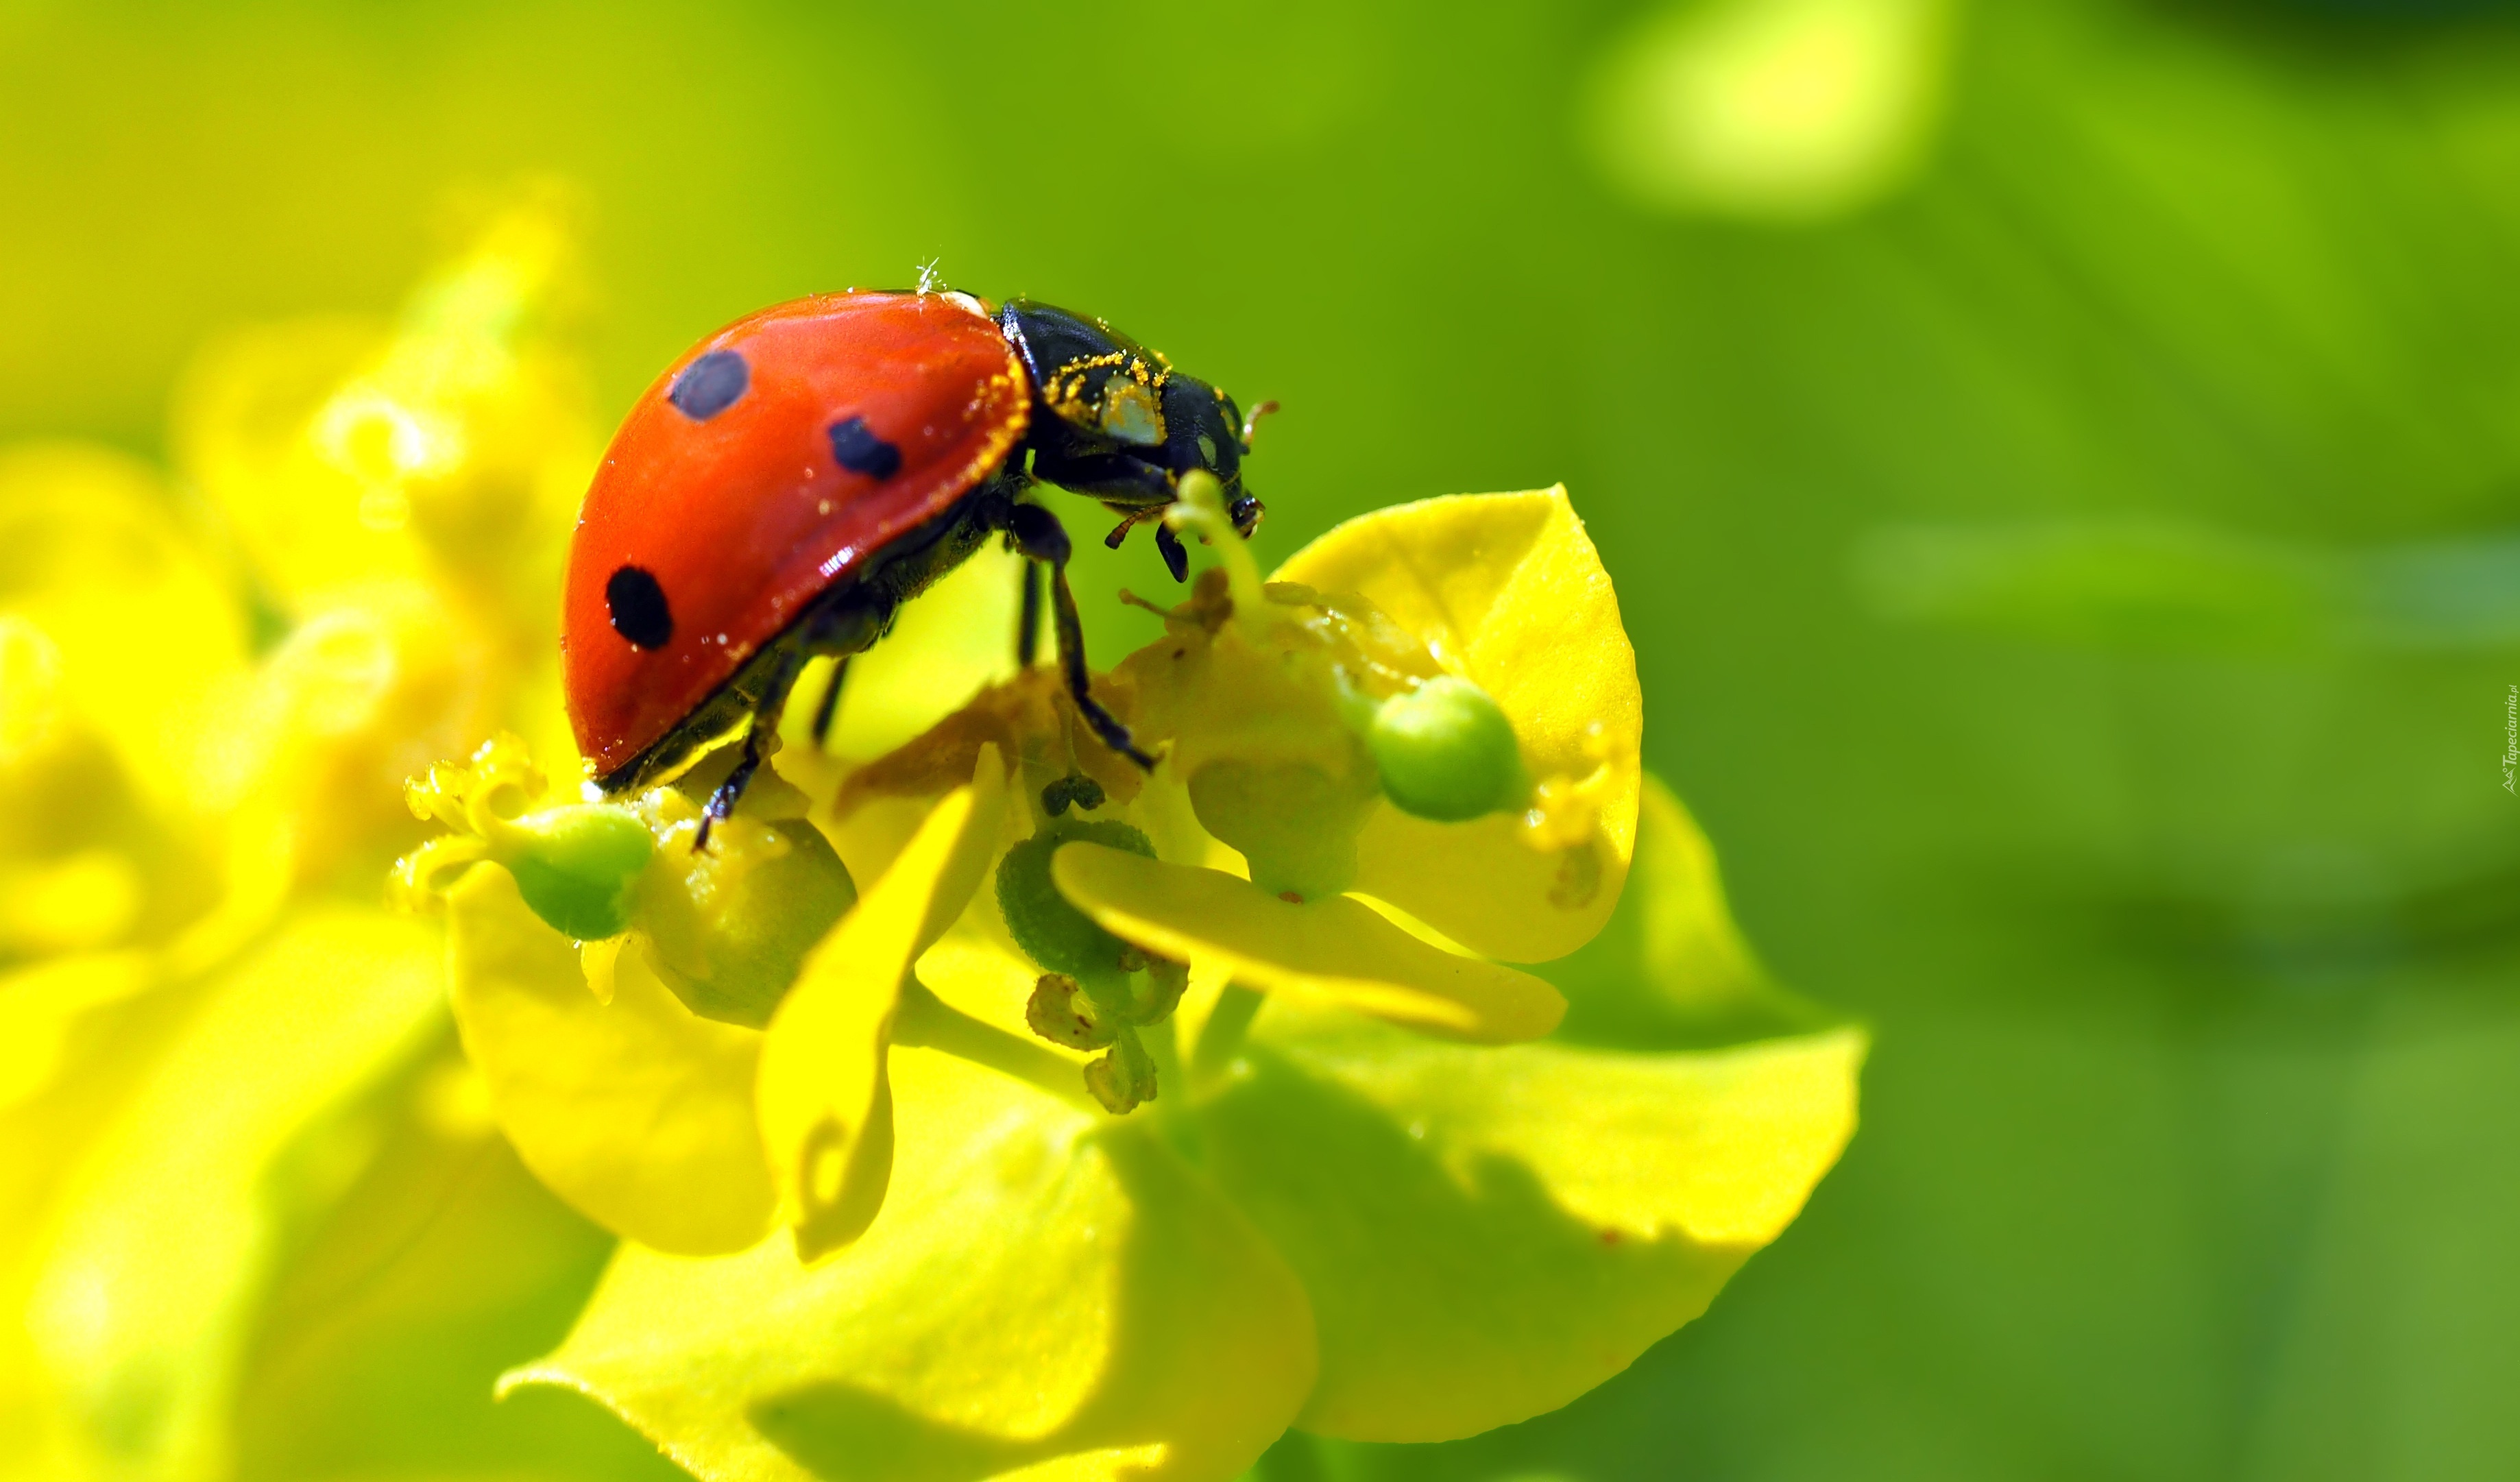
top-left (2504, 684), bottom-right (2516, 795)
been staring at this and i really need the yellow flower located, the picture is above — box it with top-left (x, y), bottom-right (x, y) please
top-left (1, 201), bottom-right (598, 1482)
top-left (410, 475), bottom-right (1864, 1479)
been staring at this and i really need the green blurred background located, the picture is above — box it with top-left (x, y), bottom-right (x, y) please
top-left (9, 0), bottom-right (2519, 1477)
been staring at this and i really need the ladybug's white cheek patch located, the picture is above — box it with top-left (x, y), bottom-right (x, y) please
top-left (1098, 379), bottom-right (1166, 447)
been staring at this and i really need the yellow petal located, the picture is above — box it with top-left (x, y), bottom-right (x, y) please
top-left (1541, 772), bottom-right (1832, 1042)
top-left (174, 315), bottom-right (422, 605)
top-left (917, 747), bottom-right (1010, 953)
top-left (759, 759), bottom-right (1007, 1261)
top-left (1052, 842), bottom-right (1564, 1044)
top-left (446, 864), bottom-right (774, 1256)
top-left (0, 952), bottom-right (153, 1108)
top-left (1626, 773), bottom-right (1765, 1003)
top-left (23, 908), bottom-right (440, 1478)
top-left (1204, 1000), bottom-right (1865, 1442)
top-left (509, 1045), bottom-right (1316, 1482)
top-left (171, 205), bottom-right (592, 620)
top-left (0, 443), bottom-right (250, 805)
top-left (210, 581), bottom-right (511, 886)
top-left (1273, 488), bottom-right (1641, 962)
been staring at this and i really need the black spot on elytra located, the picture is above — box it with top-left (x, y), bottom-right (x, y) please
top-left (668, 350), bottom-right (748, 420)
top-left (606, 566), bottom-right (673, 649)
top-left (827, 416), bottom-right (902, 480)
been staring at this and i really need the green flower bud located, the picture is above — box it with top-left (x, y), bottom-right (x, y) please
top-left (1369, 676), bottom-right (1525, 822)
top-left (503, 805), bottom-right (655, 941)
top-left (995, 819), bottom-right (1155, 988)
top-left (639, 818), bottom-right (857, 1028)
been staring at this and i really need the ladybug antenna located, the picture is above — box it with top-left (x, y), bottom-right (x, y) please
top-left (1240, 399), bottom-right (1280, 452)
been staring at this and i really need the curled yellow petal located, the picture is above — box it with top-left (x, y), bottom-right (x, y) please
top-left (1272, 487), bottom-right (1641, 962)
top-left (446, 864), bottom-right (774, 1256)
top-left (759, 750), bottom-right (1007, 1260)
top-left (1052, 842), bottom-right (1564, 1045)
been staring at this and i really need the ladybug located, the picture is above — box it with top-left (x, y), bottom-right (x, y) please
top-left (562, 288), bottom-right (1265, 838)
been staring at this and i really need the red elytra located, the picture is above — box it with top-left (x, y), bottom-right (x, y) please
top-left (561, 291), bottom-right (1028, 782)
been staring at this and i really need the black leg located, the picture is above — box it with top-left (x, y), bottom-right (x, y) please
top-left (1006, 504), bottom-right (1155, 769)
top-left (1155, 523), bottom-right (1189, 583)
top-left (808, 655), bottom-right (850, 747)
top-left (695, 648), bottom-right (802, 851)
top-left (1017, 559), bottom-right (1043, 668)
top-left (1050, 566), bottom-right (1154, 767)
top-left (695, 731), bottom-right (764, 853)
top-left (1030, 446), bottom-right (1174, 508)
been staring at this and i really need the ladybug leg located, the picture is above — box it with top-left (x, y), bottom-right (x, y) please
top-left (808, 655), bottom-right (851, 748)
top-left (694, 649), bottom-right (803, 851)
top-left (1154, 522), bottom-right (1191, 583)
top-left (1100, 508), bottom-right (1187, 583)
top-left (694, 740), bottom-right (762, 852)
top-left (1007, 503), bottom-right (1156, 769)
top-left (1017, 560), bottom-right (1043, 668)
top-left (1032, 447), bottom-right (1174, 508)
top-left (1050, 568), bottom-right (1155, 768)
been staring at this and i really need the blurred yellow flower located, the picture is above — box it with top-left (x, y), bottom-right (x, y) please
top-left (0, 199), bottom-right (600, 1482)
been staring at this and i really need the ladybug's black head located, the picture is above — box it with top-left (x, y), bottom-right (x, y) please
top-left (998, 297), bottom-right (1263, 538)
top-left (1159, 373), bottom-right (1262, 537)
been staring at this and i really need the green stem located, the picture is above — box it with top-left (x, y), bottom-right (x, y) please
top-left (1135, 1015), bottom-right (1209, 1166)
top-left (1169, 472), bottom-right (1276, 627)
top-left (1143, 1015), bottom-right (1187, 1102)
top-left (893, 981), bottom-right (1099, 1114)
top-left (1192, 984), bottom-right (1265, 1083)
